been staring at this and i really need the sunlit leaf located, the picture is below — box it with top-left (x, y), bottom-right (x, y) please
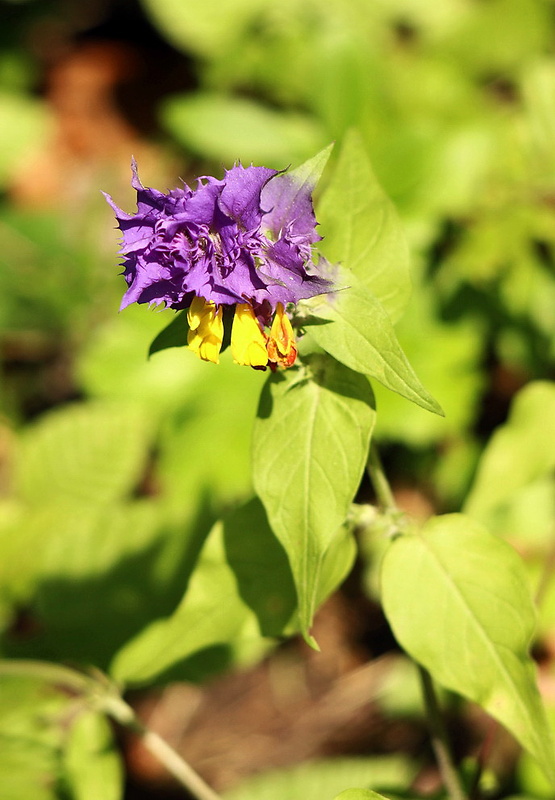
top-left (0, 676), bottom-right (68, 800)
top-left (464, 382), bottom-right (555, 523)
top-left (371, 283), bottom-right (484, 446)
top-left (305, 283), bottom-right (443, 416)
top-left (317, 129), bottom-right (411, 324)
top-left (63, 710), bottom-right (123, 800)
top-left (252, 353), bottom-right (375, 640)
top-left (162, 92), bottom-right (324, 166)
top-left (141, 0), bottom-right (265, 57)
top-left (15, 402), bottom-right (151, 509)
top-left (156, 353), bottom-right (264, 509)
top-left (223, 756), bottom-right (417, 800)
top-left (381, 514), bottom-right (555, 786)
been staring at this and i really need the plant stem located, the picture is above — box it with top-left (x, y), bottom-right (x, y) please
top-left (418, 665), bottom-right (468, 800)
top-left (467, 717), bottom-right (499, 800)
top-left (100, 691), bottom-right (224, 800)
top-left (365, 446), bottom-right (467, 800)
top-left (0, 659), bottom-right (223, 800)
top-left (366, 441), bottom-right (397, 512)
top-left (0, 659), bottom-right (96, 693)
top-left (101, 693), bottom-right (223, 800)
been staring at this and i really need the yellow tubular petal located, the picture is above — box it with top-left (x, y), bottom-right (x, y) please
top-left (231, 304), bottom-right (268, 367)
top-left (186, 297), bottom-right (223, 364)
top-left (267, 303), bottom-right (297, 368)
top-left (187, 294), bottom-right (209, 331)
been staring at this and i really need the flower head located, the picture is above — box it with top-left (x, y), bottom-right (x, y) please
top-left (104, 158), bottom-right (333, 369)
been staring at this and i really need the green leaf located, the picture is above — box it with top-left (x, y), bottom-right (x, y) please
top-left (77, 305), bottom-right (213, 421)
top-left (148, 309), bottom-right (189, 356)
top-left (141, 0), bottom-right (265, 57)
top-left (464, 382), bottom-right (555, 522)
top-left (0, 675), bottom-right (68, 800)
top-left (15, 402), bottom-right (151, 509)
top-left (63, 710), bottom-right (123, 800)
top-left (381, 513), bottom-right (555, 786)
top-left (162, 92), bottom-right (325, 166)
top-left (223, 756), bottom-right (417, 800)
top-left (317, 129), bottom-right (411, 324)
top-left (315, 521), bottom-right (357, 610)
top-left (219, 497), bottom-right (297, 637)
top-left (156, 355), bottom-right (264, 510)
top-left (370, 283), bottom-right (484, 447)
top-left (267, 142), bottom-right (334, 220)
top-left (305, 282), bottom-right (443, 416)
top-left (334, 791), bottom-right (393, 800)
top-left (0, 92), bottom-right (51, 189)
top-left (1, 501), bottom-right (206, 669)
top-left (110, 498), bottom-right (296, 685)
top-left (252, 353), bottom-right (375, 640)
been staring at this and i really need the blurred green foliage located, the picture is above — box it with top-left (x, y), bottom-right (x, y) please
top-left (1, 0), bottom-right (555, 798)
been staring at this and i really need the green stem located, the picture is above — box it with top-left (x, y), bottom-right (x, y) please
top-left (0, 659), bottom-right (223, 800)
top-left (0, 659), bottom-right (95, 693)
top-left (102, 694), bottom-right (222, 800)
top-left (418, 666), bottom-right (468, 800)
top-left (366, 441), bottom-right (397, 512)
top-left (467, 717), bottom-right (498, 800)
top-left (365, 445), bottom-right (467, 800)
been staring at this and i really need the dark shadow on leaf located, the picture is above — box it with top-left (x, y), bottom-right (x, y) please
top-left (1, 494), bottom-right (216, 671)
top-left (306, 353), bottom-right (376, 408)
top-left (222, 497), bottom-right (296, 637)
top-left (148, 308), bottom-right (189, 357)
top-left (256, 370), bottom-right (285, 420)
top-left (142, 643), bottom-right (236, 686)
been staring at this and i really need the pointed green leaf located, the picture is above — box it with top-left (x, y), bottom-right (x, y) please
top-left (148, 309), bottom-right (189, 356)
top-left (252, 354), bottom-right (375, 639)
top-left (317, 129), bottom-right (411, 324)
top-left (381, 514), bottom-right (555, 786)
top-left (63, 710), bottom-right (123, 800)
top-left (305, 282), bottom-right (443, 415)
top-left (271, 142), bottom-right (334, 209)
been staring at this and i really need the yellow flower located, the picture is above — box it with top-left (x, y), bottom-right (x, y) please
top-left (187, 296), bottom-right (223, 364)
top-left (266, 303), bottom-right (297, 368)
top-left (231, 304), bottom-right (269, 367)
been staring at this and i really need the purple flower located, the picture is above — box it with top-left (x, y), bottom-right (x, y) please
top-left (104, 159), bottom-right (333, 369)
